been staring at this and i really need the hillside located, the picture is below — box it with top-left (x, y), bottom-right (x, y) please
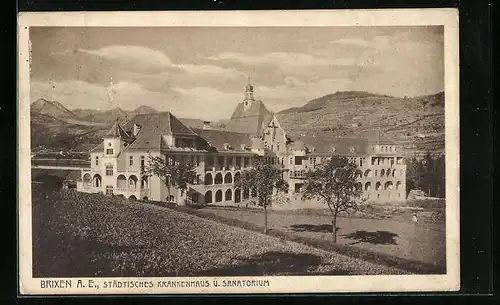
top-left (276, 91), bottom-right (445, 154)
top-left (30, 112), bottom-right (108, 151)
top-left (31, 98), bottom-right (80, 121)
top-left (75, 106), bottom-right (158, 124)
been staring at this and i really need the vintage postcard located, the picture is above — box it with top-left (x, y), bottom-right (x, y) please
top-left (18, 9), bottom-right (460, 295)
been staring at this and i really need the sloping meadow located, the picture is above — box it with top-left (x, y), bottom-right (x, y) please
top-left (31, 185), bottom-right (409, 277)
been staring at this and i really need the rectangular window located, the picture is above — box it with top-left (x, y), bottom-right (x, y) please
top-left (236, 157), bottom-right (241, 167)
top-left (106, 149), bottom-right (113, 155)
top-left (105, 186), bottom-right (113, 195)
top-left (129, 156), bottom-right (134, 166)
top-left (207, 156), bottom-right (214, 166)
top-left (196, 156), bottom-right (200, 166)
top-left (227, 157), bottom-right (233, 167)
top-left (105, 165), bottom-right (113, 176)
top-left (95, 156), bottom-right (99, 166)
top-left (217, 156), bottom-right (224, 167)
top-left (244, 157), bottom-right (249, 167)
top-left (141, 156), bottom-right (145, 171)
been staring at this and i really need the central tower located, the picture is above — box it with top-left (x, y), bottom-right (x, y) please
top-left (243, 77), bottom-right (255, 110)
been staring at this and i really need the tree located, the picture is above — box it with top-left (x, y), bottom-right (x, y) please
top-left (301, 156), bottom-right (364, 243)
top-left (235, 158), bottom-right (288, 234)
top-left (144, 154), bottom-right (197, 203)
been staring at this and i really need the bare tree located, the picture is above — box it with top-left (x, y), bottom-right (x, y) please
top-left (302, 156), bottom-right (364, 243)
top-left (235, 158), bottom-right (288, 234)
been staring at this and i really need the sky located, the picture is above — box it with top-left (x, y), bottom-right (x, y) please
top-left (30, 26), bottom-right (444, 121)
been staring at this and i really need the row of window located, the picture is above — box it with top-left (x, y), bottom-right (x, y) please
top-left (206, 156), bottom-right (251, 168)
top-left (96, 156), bottom-right (146, 168)
top-left (379, 145), bottom-right (395, 153)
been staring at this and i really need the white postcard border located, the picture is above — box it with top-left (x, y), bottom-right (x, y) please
top-left (18, 8), bottom-right (460, 295)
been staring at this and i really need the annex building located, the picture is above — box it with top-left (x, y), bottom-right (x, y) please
top-left (77, 82), bottom-right (407, 205)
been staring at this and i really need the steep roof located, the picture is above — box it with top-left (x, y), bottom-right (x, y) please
top-left (290, 136), bottom-right (370, 156)
top-left (104, 121), bottom-right (132, 139)
top-left (122, 112), bottom-right (198, 151)
top-left (224, 100), bottom-right (273, 135)
top-left (192, 128), bottom-right (252, 153)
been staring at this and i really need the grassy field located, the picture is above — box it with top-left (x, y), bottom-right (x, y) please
top-left (193, 207), bottom-right (445, 267)
top-left (32, 185), bottom-right (409, 277)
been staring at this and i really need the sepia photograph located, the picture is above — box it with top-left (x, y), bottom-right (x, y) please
top-left (18, 9), bottom-right (460, 294)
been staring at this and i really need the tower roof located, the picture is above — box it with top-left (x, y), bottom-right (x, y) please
top-left (103, 120), bottom-right (132, 139)
top-left (224, 100), bottom-right (273, 135)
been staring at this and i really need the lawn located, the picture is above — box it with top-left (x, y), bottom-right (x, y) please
top-left (170, 205), bottom-right (445, 274)
top-left (32, 185), bottom-right (409, 277)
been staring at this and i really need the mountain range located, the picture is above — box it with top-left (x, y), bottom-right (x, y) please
top-left (30, 91), bottom-right (444, 154)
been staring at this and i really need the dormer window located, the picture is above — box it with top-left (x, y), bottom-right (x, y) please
top-left (106, 149), bottom-right (114, 155)
top-left (331, 147), bottom-right (336, 153)
top-left (223, 143), bottom-right (232, 150)
top-left (350, 147), bottom-right (356, 153)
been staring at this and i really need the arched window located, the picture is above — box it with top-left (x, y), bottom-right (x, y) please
top-left (364, 169), bottom-right (372, 177)
top-left (93, 174), bottom-right (102, 187)
top-left (225, 189), bottom-right (232, 201)
top-left (141, 176), bottom-right (148, 189)
top-left (243, 187), bottom-right (249, 199)
top-left (205, 191), bottom-right (213, 203)
top-left (365, 182), bottom-right (371, 191)
top-left (380, 169), bottom-right (385, 177)
top-left (396, 181), bottom-right (402, 190)
top-left (384, 181), bottom-right (393, 190)
top-left (234, 188), bottom-right (241, 203)
top-left (215, 190), bottom-right (223, 202)
top-left (356, 170), bottom-right (363, 179)
top-left (128, 175), bottom-right (138, 189)
top-left (234, 172), bottom-right (241, 184)
top-left (83, 173), bottom-right (92, 185)
top-left (224, 172), bottom-right (233, 184)
top-left (205, 173), bottom-right (213, 185)
top-left (214, 173), bottom-right (223, 184)
top-left (386, 169), bottom-right (391, 177)
top-left (355, 182), bottom-right (362, 191)
top-left (117, 175), bottom-right (127, 188)
top-left (375, 181), bottom-right (382, 191)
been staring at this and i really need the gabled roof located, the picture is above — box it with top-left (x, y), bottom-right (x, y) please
top-left (192, 128), bottom-right (253, 153)
top-left (224, 100), bottom-right (273, 135)
top-left (122, 112), bottom-right (198, 151)
top-left (290, 136), bottom-right (370, 156)
top-left (104, 121), bottom-right (132, 139)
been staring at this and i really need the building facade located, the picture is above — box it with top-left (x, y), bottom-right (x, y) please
top-left (77, 82), bottom-right (406, 205)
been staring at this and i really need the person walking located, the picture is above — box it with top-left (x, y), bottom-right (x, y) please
top-left (412, 212), bottom-right (418, 222)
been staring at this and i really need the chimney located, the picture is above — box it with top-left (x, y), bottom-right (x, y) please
top-left (133, 124), bottom-right (142, 136)
top-left (203, 121), bottom-right (211, 130)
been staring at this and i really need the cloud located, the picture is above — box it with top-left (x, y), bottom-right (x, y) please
top-left (208, 52), bottom-right (357, 69)
top-left (76, 45), bottom-right (244, 79)
top-left (79, 46), bottom-right (173, 67)
top-left (170, 87), bottom-right (242, 120)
